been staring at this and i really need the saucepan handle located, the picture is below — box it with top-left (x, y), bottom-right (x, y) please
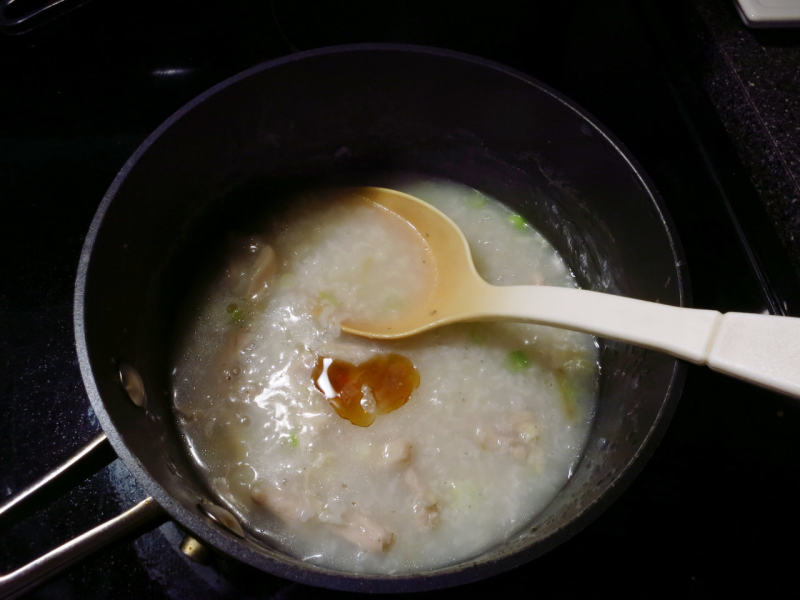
top-left (0, 433), bottom-right (168, 600)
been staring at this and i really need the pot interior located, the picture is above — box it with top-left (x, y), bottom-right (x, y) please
top-left (77, 46), bottom-right (685, 591)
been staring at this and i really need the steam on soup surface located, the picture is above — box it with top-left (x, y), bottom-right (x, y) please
top-left (171, 177), bottom-right (598, 573)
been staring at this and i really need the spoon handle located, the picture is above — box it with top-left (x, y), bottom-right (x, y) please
top-left (480, 284), bottom-right (800, 398)
top-left (706, 312), bottom-right (800, 398)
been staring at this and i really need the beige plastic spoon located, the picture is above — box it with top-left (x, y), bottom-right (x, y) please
top-left (340, 186), bottom-right (800, 399)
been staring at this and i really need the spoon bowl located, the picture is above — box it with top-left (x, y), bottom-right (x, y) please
top-left (340, 186), bottom-right (487, 338)
top-left (341, 186), bottom-right (800, 399)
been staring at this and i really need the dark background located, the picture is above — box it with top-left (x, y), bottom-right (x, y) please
top-left (2, 0), bottom-right (799, 597)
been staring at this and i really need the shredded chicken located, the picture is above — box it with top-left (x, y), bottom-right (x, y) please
top-left (476, 411), bottom-right (540, 461)
top-left (251, 483), bottom-right (319, 524)
top-left (404, 468), bottom-right (440, 529)
top-left (382, 439), bottom-right (413, 467)
top-left (331, 510), bottom-right (396, 552)
top-left (251, 483), bottom-right (394, 552)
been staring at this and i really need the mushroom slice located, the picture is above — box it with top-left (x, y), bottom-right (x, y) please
top-left (245, 243), bottom-right (278, 299)
top-left (226, 236), bottom-right (278, 299)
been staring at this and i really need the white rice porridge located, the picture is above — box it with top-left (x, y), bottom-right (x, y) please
top-left (171, 176), bottom-right (598, 573)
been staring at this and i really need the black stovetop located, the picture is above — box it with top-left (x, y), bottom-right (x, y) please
top-left (2, 1), bottom-right (799, 597)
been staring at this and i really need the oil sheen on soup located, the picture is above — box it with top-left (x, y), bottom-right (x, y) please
top-left (171, 177), bottom-right (598, 573)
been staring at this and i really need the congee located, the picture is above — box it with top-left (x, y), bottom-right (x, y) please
top-left (171, 177), bottom-right (598, 573)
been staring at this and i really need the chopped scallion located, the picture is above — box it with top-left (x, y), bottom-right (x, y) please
top-left (318, 291), bottom-right (340, 306)
top-left (507, 349), bottom-right (530, 371)
top-left (226, 303), bottom-right (245, 325)
top-left (508, 213), bottom-right (527, 231)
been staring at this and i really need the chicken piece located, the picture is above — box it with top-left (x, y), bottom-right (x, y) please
top-left (251, 483), bottom-right (319, 524)
top-left (404, 468), bottom-right (440, 529)
top-left (475, 411), bottom-right (540, 461)
top-left (382, 439), bottom-right (413, 467)
top-left (331, 510), bottom-right (395, 552)
top-left (253, 483), bottom-right (394, 552)
top-left (510, 411), bottom-right (540, 441)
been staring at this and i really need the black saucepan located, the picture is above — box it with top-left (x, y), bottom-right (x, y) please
top-left (0, 45), bottom-right (686, 596)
